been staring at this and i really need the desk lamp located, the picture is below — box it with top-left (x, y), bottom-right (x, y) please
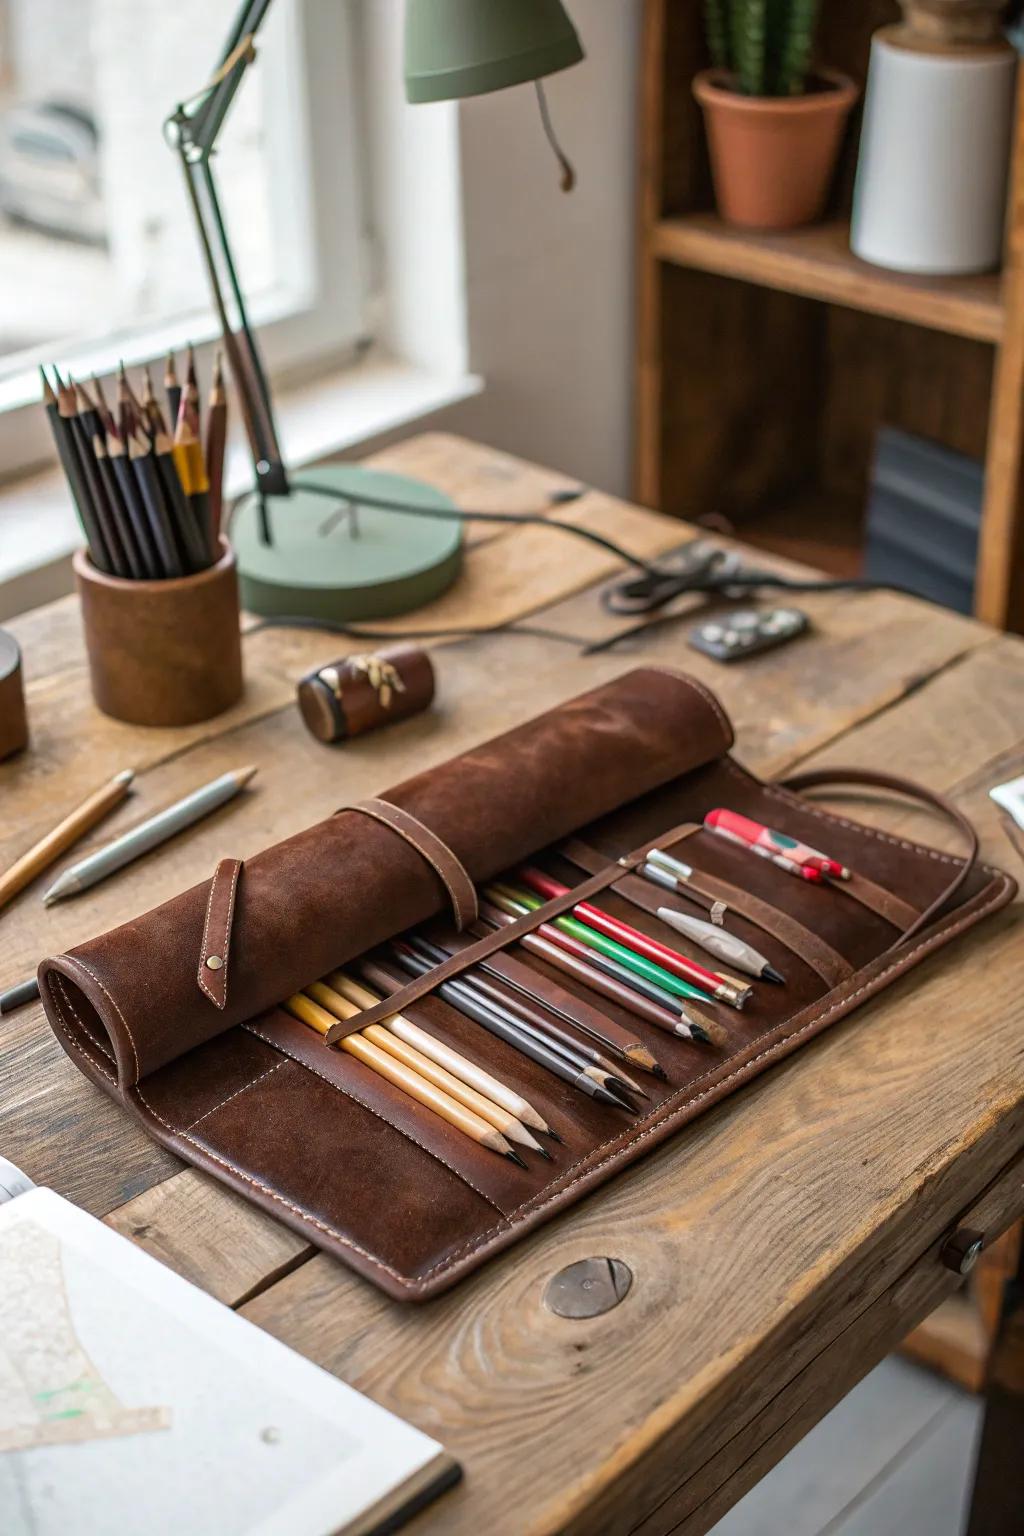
top-left (165, 0), bottom-right (583, 620)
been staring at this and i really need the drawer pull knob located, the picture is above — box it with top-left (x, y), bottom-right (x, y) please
top-left (940, 1227), bottom-right (985, 1276)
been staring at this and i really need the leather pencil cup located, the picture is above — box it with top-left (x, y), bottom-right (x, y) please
top-left (297, 645), bottom-right (434, 744)
top-left (74, 539), bottom-right (244, 727)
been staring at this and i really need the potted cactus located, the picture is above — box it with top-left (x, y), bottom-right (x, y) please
top-left (693, 1), bottom-right (858, 230)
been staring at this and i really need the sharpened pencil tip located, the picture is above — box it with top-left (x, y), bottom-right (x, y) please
top-left (688, 1024), bottom-right (710, 1043)
top-left (763, 965), bottom-right (786, 984)
top-left (535, 1143), bottom-right (553, 1161)
top-left (505, 1149), bottom-right (529, 1170)
top-left (652, 1064), bottom-right (669, 1082)
top-left (543, 1127), bottom-right (564, 1144)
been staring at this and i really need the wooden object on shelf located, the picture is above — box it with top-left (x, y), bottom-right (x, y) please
top-left (2, 434), bottom-right (1023, 1533)
top-left (634, 0), bottom-right (1024, 629)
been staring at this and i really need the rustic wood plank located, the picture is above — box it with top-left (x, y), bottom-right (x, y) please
top-left (104, 1169), bottom-right (312, 1306)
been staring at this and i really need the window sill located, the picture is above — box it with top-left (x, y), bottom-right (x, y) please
top-left (0, 354), bottom-right (482, 620)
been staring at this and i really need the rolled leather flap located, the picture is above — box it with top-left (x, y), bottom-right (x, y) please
top-left (38, 667), bottom-right (733, 1088)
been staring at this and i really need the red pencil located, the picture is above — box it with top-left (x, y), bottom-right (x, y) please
top-left (517, 866), bottom-right (751, 1008)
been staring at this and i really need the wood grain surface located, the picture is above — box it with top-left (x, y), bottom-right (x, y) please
top-left (2, 432), bottom-right (1022, 1535)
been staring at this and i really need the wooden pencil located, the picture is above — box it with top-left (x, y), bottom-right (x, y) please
top-left (478, 896), bottom-right (714, 1044)
top-left (153, 427), bottom-right (211, 573)
top-left (408, 935), bottom-right (648, 1098)
top-left (374, 950), bottom-right (633, 1110)
top-left (283, 993), bottom-right (527, 1166)
top-left (205, 349), bottom-right (227, 550)
top-left (164, 350), bottom-right (181, 430)
top-left (127, 424), bottom-right (184, 578)
top-left (0, 769), bottom-right (133, 911)
top-left (41, 369), bottom-right (110, 573)
top-left (440, 922), bottom-right (662, 1076)
top-left (75, 380), bottom-right (143, 579)
top-left (108, 403), bottom-right (161, 579)
top-left (172, 386), bottom-right (212, 558)
top-left (304, 981), bottom-right (547, 1155)
top-left (141, 365), bottom-right (169, 438)
top-left (325, 970), bottom-right (559, 1138)
top-left (62, 377), bottom-right (131, 577)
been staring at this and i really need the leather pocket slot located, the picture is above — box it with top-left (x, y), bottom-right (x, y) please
top-left (244, 1009), bottom-right (557, 1217)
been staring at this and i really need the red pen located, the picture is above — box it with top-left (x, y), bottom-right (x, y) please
top-left (516, 867), bottom-right (751, 1009)
top-left (704, 809), bottom-right (849, 881)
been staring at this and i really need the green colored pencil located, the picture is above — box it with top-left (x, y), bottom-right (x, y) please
top-left (488, 883), bottom-right (713, 1006)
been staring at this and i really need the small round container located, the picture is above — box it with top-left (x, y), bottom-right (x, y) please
top-left (0, 628), bottom-right (28, 759)
top-left (297, 645), bottom-right (435, 744)
top-left (74, 540), bottom-right (244, 727)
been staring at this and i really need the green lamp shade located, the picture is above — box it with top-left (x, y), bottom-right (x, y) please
top-left (405, 0), bottom-right (584, 103)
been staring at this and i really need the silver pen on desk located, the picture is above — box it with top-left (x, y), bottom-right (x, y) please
top-left (41, 765), bottom-right (258, 905)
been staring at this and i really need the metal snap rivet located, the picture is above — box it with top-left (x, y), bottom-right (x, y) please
top-left (206, 955), bottom-right (224, 971)
top-left (544, 1257), bottom-right (633, 1318)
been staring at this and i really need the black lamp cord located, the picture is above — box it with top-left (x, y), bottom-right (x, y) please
top-left (238, 481), bottom-right (918, 656)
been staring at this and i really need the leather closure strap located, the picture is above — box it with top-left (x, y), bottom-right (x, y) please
top-left (323, 847), bottom-right (654, 1045)
top-left (561, 834), bottom-right (855, 990)
top-left (346, 798), bottom-right (478, 933)
top-left (779, 767), bottom-right (980, 948)
top-left (197, 858), bottom-right (242, 1010)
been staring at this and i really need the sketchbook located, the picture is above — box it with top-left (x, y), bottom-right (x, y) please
top-left (0, 1161), bottom-right (458, 1535)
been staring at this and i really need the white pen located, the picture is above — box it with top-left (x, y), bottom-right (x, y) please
top-left (654, 905), bottom-right (785, 984)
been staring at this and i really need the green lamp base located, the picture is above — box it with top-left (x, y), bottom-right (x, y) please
top-left (231, 464), bottom-right (463, 621)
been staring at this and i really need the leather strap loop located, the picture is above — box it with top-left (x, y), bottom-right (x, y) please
top-left (197, 858), bottom-right (242, 1010)
top-left (561, 834), bottom-right (855, 989)
top-left (779, 767), bottom-right (980, 949)
top-left (346, 798), bottom-right (478, 933)
top-left (322, 847), bottom-right (652, 1044)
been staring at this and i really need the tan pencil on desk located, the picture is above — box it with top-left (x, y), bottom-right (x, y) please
top-left (0, 768), bottom-right (134, 912)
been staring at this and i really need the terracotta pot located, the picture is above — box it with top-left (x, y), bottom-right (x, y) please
top-left (74, 538), bottom-right (244, 727)
top-left (693, 68), bottom-right (859, 231)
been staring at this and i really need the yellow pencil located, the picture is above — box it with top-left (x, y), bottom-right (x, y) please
top-left (284, 994), bottom-right (527, 1167)
top-left (326, 970), bottom-right (559, 1141)
top-left (305, 982), bottom-right (547, 1156)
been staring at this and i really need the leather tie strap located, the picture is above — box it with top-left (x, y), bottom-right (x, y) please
top-left (197, 857), bottom-right (242, 1010)
top-left (779, 767), bottom-right (980, 949)
top-left (346, 798), bottom-right (479, 933)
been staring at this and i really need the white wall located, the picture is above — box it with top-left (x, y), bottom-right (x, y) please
top-left (436, 0), bottom-right (641, 497)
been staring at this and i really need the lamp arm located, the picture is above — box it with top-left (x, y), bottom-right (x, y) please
top-left (168, 0), bottom-right (276, 158)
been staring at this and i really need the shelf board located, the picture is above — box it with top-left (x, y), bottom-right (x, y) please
top-left (652, 215), bottom-right (1005, 345)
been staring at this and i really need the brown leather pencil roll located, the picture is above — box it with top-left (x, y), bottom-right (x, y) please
top-left (37, 668), bottom-right (1014, 1302)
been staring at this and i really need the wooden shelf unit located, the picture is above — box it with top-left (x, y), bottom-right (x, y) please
top-left (634, 0), bottom-right (1024, 629)
top-left (652, 215), bottom-right (1006, 344)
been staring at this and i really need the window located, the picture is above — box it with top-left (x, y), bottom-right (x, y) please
top-left (0, 0), bottom-right (366, 478)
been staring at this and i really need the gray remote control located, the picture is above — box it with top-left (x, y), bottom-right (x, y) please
top-left (687, 607), bottom-right (809, 663)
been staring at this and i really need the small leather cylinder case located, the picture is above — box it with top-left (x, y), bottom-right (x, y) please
top-left (297, 645), bottom-right (434, 744)
top-left (0, 628), bottom-right (28, 760)
top-left (74, 539), bottom-right (244, 727)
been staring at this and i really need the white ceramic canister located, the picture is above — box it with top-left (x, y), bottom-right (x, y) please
top-left (851, 27), bottom-right (1017, 275)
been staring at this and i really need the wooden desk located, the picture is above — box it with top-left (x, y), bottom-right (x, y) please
top-left (2, 434), bottom-right (1023, 1535)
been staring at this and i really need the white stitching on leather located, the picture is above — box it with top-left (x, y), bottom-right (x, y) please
top-left (242, 1023), bottom-right (508, 1214)
top-left (185, 1058), bottom-right (287, 1131)
top-left (58, 955), bottom-right (141, 1086)
top-left (198, 860), bottom-right (241, 1007)
top-left (50, 977), bottom-right (116, 1084)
